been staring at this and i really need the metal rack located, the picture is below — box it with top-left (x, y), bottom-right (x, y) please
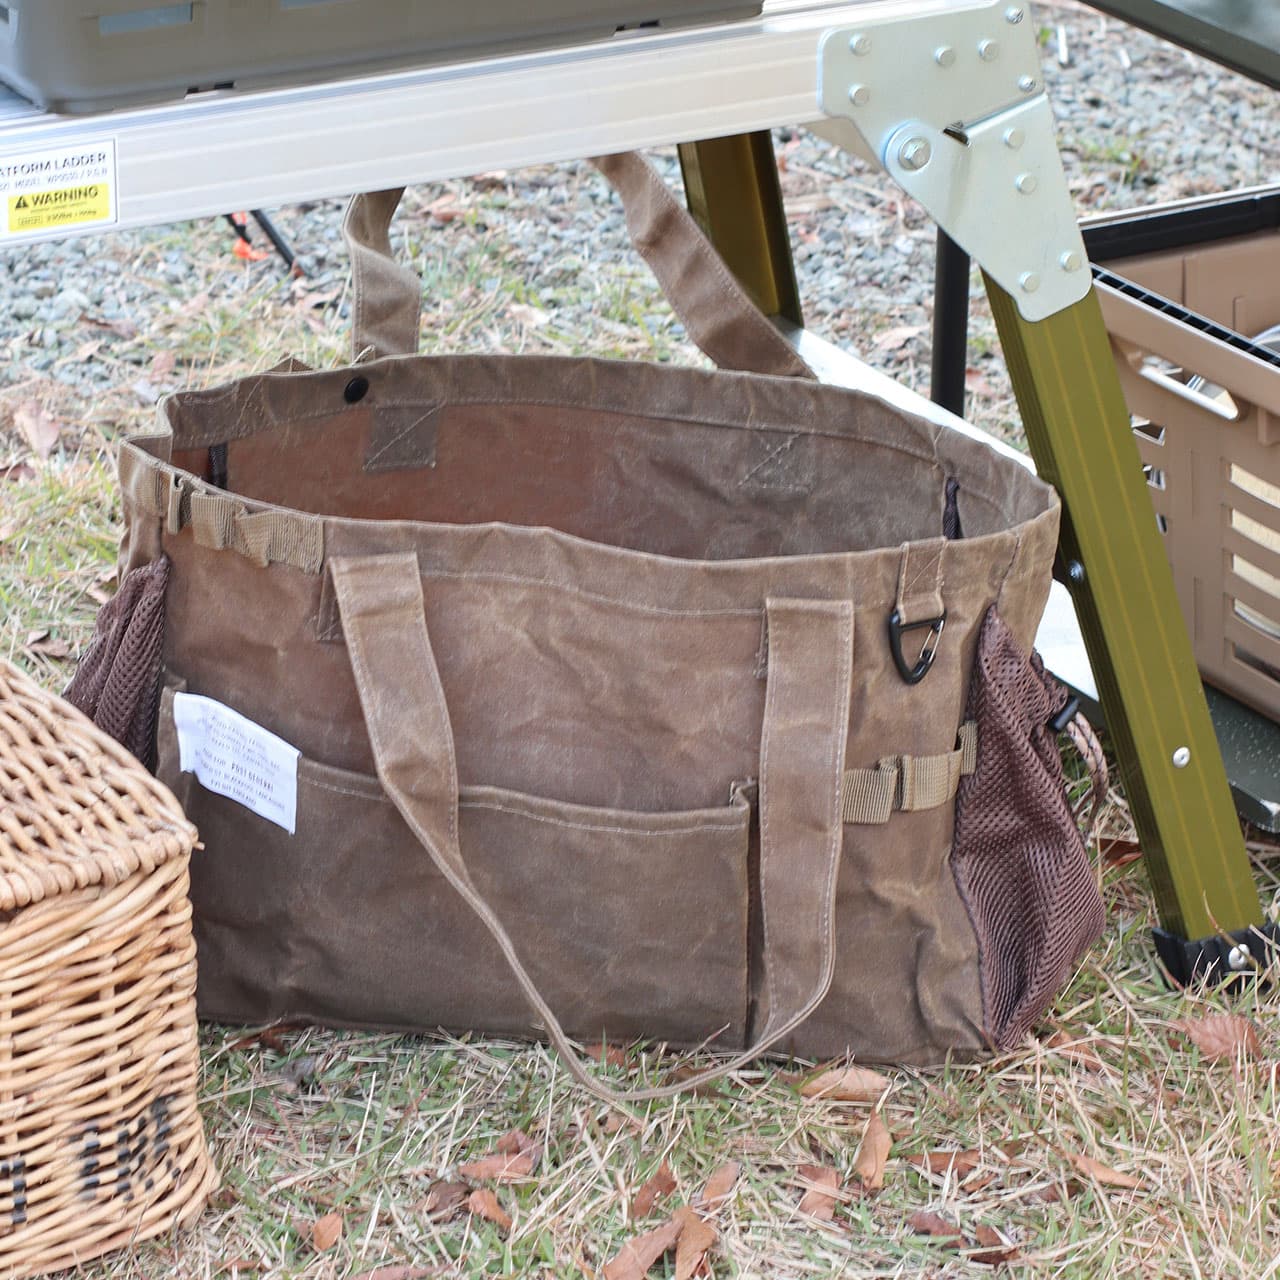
top-left (0, 0), bottom-right (1269, 978)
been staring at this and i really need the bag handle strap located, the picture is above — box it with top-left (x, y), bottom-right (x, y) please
top-left (329, 552), bottom-right (851, 1105)
top-left (343, 151), bottom-right (816, 380)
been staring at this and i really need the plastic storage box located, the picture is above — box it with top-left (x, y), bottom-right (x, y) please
top-left (0, 0), bottom-right (762, 114)
top-left (1091, 206), bottom-right (1280, 722)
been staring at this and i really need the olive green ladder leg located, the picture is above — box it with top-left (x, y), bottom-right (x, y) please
top-left (675, 128), bottom-right (1268, 979)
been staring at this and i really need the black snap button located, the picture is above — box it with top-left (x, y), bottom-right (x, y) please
top-left (344, 375), bottom-right (370, 404)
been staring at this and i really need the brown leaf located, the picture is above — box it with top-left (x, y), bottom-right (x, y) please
top-left (1, 461), bottom-right (35, 483)
top-left (150, 350), bottom-right (177, 378)
top-left (1043, 1030), bottom-right (1105, 1071)
top-left (467, 1187), bottom-right (512, 1232)
top-left (632, 1161), bottom-right (677, 1219)
top-left (459, 1143), bottom-right (540, 1181)
top-left (1099, 837), bottom-right (1143, 867)
top-left (1066, 1152), bottom-right (1142, 1189)
top-left (584, 1041), bottom-right (631, 1071)
top-left (672, 1206), bottom-right (716, 1280)
top-left (699, 1161), bottom-right (740, 1209)
top-left (602, 1217), bottom-right (683, 1280)
top-left (350, 1268), bottom-right (443, 1280)
top-left (496, 1129), bottom-right (538, 1156)
top-left (13, 400), bottom-right (60, 458)
top-left (662, 1063), bottom-right (723, 1097)
top-left (910, 1149), bottom-right (982, 1178)
top-left (796, 1163), bottom-right (840, 1220)
top-left (907, 1209), bottom-right (964, 1249)
top-left (972, 1223), bottom-right (1020, 1266)
top-left (311, 1211), bottom-right (343, 1252)
top-left (24, 633), bottom-right (72, 659)
top-left (419, 1180), bottom-right (470, 1220)
top-left (1176, 1014), bottom-right (1261, 1061)
top-left (799, 1063), bottom-right (890, 1103)
top-left (853, 1112), bottom-right (892, 1192)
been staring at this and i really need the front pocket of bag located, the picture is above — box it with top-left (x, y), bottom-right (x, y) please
top-left (950, 609), bottom-right (1105, 1049)
top-left (157, 686), bottom-right (750, 1049)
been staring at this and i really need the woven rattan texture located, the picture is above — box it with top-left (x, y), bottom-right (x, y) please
top-left (0, 660), bottom-right (215, 1275)
top-left (951, 611), bottom-right (1105, 1049)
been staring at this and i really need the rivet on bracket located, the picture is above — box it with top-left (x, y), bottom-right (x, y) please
top-left (1019, 272), bottom-right (1041, 293)
top-left (1060, 250), bottom-right (1083, 272)
top-left (1018, 74), bottom-right (1038, 93)
top-left (1004, 127), bottom-right (1025, 149)
top-left (898, 137), bottom-right (932, 171)
top-left (1172, 746), bottom-right (1191, 768)
top-left (934, 45), bottom-right (957, 67)
top-left (978, 39), bottom-right (1000, 61)
top-left (1015, 173), bottom-right (1038, 194)
top-left (1005, 6), bottom-right (1025, 22)
top-left (849, 33), bottom-right (871, 55)
top-left (848, 84), bottom-right (871, 106)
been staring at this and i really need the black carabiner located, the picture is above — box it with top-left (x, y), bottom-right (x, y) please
top-left (887, 608), bottom-right (946, 685)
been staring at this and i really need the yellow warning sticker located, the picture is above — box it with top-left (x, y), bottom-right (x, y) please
top-left (9, 183), bottom-right (112, 234)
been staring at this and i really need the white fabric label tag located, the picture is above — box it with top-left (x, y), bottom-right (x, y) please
top-left (173, 693), bottom-right (300, 834)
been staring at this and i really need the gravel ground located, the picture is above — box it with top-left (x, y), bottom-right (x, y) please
top-left (0, 0), bottom-right (1277, 454)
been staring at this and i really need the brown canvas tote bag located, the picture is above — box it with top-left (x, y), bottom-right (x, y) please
top-left (101, 151), bottom-right (1104, 1102)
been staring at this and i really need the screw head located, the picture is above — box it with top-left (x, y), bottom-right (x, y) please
top-left (848, 83), bottom-right (871, 106)
top-left (898, 137), bottom-right (932, 171)
top-left (849, 33), bottom-right (871, 55)
top-left (1004, 127), bottom-right (1025, 149)
top-left (1018, 74), bottom-right (1038, 93)
top-left (934, 45), bottom-right (957, 67)
top-left (1060, 250), bottom-right (1084, 272)
top-left (1019, 271), bottom-right (1041, 293)
top-left (1015, 172), bottom-right (1039, 194)
top-left (1228, 944), bottom-right (1251, 971)
top-left (1172, 746), bottom-right (1191, 768)
top-left (979, 38), bottom-right (1001, 61)
top-left (1067, 561), bottom-right (1085, 585)
top-left (1005, 5), bottom-right (1025, 22)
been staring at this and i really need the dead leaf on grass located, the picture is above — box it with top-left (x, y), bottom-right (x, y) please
top-left (796, 1163), bottom-right (840, 1220)
top-left (799, 1063), bottom-right (890, 1103)
top-left (150, 350), bottom-right (177, 379)
top-left (311, 1212), bottom-right (343, 1252)
top-left (13, 400), bottom-right (60, 458)
top-left (910, 1149), bottom-right (983, 1178)
top-left (699, 1161), bottom-right (740, 1208)
top-left (1, 462), bottom-right (35, 484)
top-left (467, 1188), bottom-right (512, 1232)
top-left (1099, 837), bottom-right (1143, 867)
top-left (458, 1137), bottom-right (540, 1181)
top-left (584, 1041), bottom-right (631, 1071)
top-left (906, 1209), bottom-right (964, 1249)
top-left (1043, 1030), bottom-right (1105, 1071)
top-left (672, 1206), bottom-right (716, 1280)
top-left (972, 1223), bottom-right (1020, 1266)
top-left (632, 1161), bottom-right (677, 1219)
top-left (1066, 1152), bottom-right (1142, 1189)
top-left (853, 1112), bottom-right (892, 1192)
top-left (351, 1268), bottom-right (444, 1280)
top-left (602, 1217), bottom-right (683, 1280)
top-left (24, 631), bottom-right (72, 660)
top-left (419, 1180), bottom-right (470, 1220)
top-left (1176, 1013), bottom-right (1261, 1061)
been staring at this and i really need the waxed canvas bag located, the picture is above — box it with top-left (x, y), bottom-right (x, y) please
top-left (93, 151), bottom-right (1104, 1101)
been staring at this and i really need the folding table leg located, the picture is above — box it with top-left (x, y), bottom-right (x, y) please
top-left (987, 278), bottom-right (1268, 973)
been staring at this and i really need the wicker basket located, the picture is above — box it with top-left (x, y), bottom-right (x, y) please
top-left (0, 659), bottom-right (216, 1277)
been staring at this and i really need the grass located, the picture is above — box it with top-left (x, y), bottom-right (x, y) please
top-left (2, 134), bottom-right (1280, 1277)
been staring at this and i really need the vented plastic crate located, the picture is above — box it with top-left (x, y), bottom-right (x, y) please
top-left (1093, 218), bottom-right (1280, 722)
top-left (0, 0), bottom-right (761, 114)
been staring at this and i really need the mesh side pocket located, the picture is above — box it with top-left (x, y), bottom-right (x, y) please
top-left (952, 607), bottom-right (1105, 1048)
top-left (64, 556), bottom-right (170, 768)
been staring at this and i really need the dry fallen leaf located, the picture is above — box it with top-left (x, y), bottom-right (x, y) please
top-left (1043, 1030), bottom-right (1105, 1072)
top-left (1099, 837), bottom-right (1143, 867)
top-left (419, 1180), bottom-right (470, 1220)
top-left (673, 1206), bottom-right (716, 1280)
top-left (467, 1188), bottom-right (512, 1232)
top-left (350, 1268), bottom-right (442, 1280)
top-left (13, 400), bottom-right (60, 459)
top-left (459, 1142), bottom-right (540, 1181)
top-left (1067, 1152), bottom-right (1142, 1189)
top-left (853, 1112), bottom-right (892, 1192)
top-left (911, 1149), bottom-right (983, 1178)
top-left (496, 1129), bottom-right (538, 1156)
top-left (311, 1212), bottom-right (343, 1252)
top-left (700, 1161), bottom-right (740, 1208)
top-left (1, 461), bottom-right (35, 484)
top-left (972, 1223), bottom-right (1020, 1266)
top-left (602, 1217), bottom-right (684, 1280)
top-left (632, 1161), bottom-right (677, 1219)
top-left (584, 1042), bottom-right (631, 1071)
top-left (800, 1063), bottom-right (890, 1103)
top-left (796, 1163), bottom-right (840, 1220)
top-left (1176, 1013), bottom-right (1261, 1061)
top-left (906, 1209), bottom-right (964, 1249)
top-left (150, 350), bottom-right (177, 379)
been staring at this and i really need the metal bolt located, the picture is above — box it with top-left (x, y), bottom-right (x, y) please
top-left (898, 137), bottom-right (932, 171)
top-left (848, 83), bottom-right (871, 106)
top-left (1005, 6), bottom-right (1025, 22)
top-left (1228, 944), bottom-right (1251, 971)
top-left (1018, 74), bottom-right (1038, 93)
top-left (849, 33), bottom-right (871, 55)
top-left (934, 45), bottom-right (957, 67)
top-left (1004, 127), bottom-right (1025, 149)
top-left (1060, 250), bottom-right (1084, 272)
top-left (979, 39), bottom-right (1001, 61)
top-left (1172, 746), bottom-right (1191, 768)
top-left (1019, 271), bottom-right (1041, 293)
top-left (1067, 560), bottom-right (1085, 584)
top-left (1015, 173), bottom-right (1038, 194)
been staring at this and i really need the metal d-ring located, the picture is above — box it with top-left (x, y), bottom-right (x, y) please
top-left (888, 608), bottom-right (946, 684)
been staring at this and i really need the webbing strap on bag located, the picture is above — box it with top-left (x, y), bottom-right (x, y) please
top-left (329, 552), bottom-right (852, 1106)
top-left (841, 722), bottom-right (977, 825)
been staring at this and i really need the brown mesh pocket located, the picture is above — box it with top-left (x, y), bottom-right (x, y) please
top-left (952, 608), bottom-right (1105, 1048)
top-left (64, 556), bottom-right (170, 768)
